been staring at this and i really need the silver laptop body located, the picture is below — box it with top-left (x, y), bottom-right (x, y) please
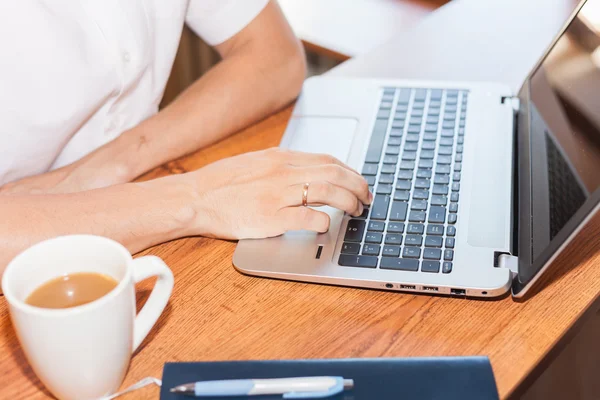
top-left (234, 0), bottom-right (599, 299)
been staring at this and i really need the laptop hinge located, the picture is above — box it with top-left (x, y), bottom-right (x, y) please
top-left (498, 253), bottom-right (519, 277)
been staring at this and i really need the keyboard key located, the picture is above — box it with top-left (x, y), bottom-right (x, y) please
top-left (400, 161), bottom-right (415, 170)
top-left (418, 159), bottom-right (433, 169)
top-left (427, 224), bottom-right (444, 236)
top-left (449, 203), bottom-right (458, 213)
top-left (415, 178), bottom-right (431, 189)
top-left (441, 129), bottom-right (454, 137)
top-left (445, 104), bottom-right (457, 112)
top-left (442, 261), bottom-right (453, 274)
top-left (387, 137), bottom-right (402, 147)
top-left (390, 128), bottom-right (403, 137)
top-left (381, 164), bottom-right (396, 174)
top-left (412, 109), bottom-right (424, 117)
top-left (382, 245), bottom-right (401, 257)
top-left (444, 112), bottom-right (456, 121)
top-left (417, 169), bottom-right (432, 179)
top-left (364, 175), bottom-right (376, 185)
top-left (394, 190), bottom-right (410, 201)
top-left (433, 184), bottom-right (449, 195)
top-left (438, 146), bottom-right (453, 155)
top-left (341, 242), bottom-right (360, 254)
top-left (446, 238), bottom-right (455, 248)
top-left (403, 247), bottom-right (421, 258)
top-left (380, 101), bottom-right (393, 109)
top-left (357, 207), bottom-right (369, 219)
top-left (386, 145), bottom-right (400, 155)
top-left (455, 153), bottom-right (463, 162)
top-left (446, 97), bottom-right (458, 105)
top-left (394, 112), bottom-right (407, 121)
top-left (447, 89), bottom-right (459, 97)
top-left (442, 121), bottom-right (455, 129)
top-left (413, 189), bottom-right (429, 199)
top-left (448, 214), bottom-right (458, 224)
top-left (450, 192), bottom-right (459, 202)
top-left (437, 155), bottom-right (452, 165)
top-left (422, 261), bottom-right (440, 273)
top-left (423, 132), bottom-right (437, 141)
top-left (365, 119), bottom-right (389, 163)
top-left (409, 211), bottom-right (426, 222)
top-left (377, 109), bottom-right (391, 119)
top-left (368, 220), bottom-right (385, 232)
top-left (409, 117), bottom-right (422, 125)
top-left (424, 124), bottom-right (438, 132)
top-left (402, 151), bottom-right (417, 161)
top-left (453, 172), bottom-right (461, 181)
top-left (362, 163), bottom-right (378, 176)
top-left (383, 155), bottom-right (398, 164)
top-left (454, 162), bottom-right (462, 172)
top-left (405, 142), bottom-right (419, 151)
top-left (456, 145), bottom-right (464, 154)
top-left (397, 89), bottom-right (411, 104)
top-left (420, 150), bottom-right (435, 159)
top-left (380, 258), bottom-right (419, 271)
top-left (406, 134), bottom-right (420, 142)
top-left (431, 195), bottom-right (448, 206)
top-left (447, 226), bottom-right (456, 236)
top-left (425, 236), bottom-right (443, 248)
top-left (405, 235), bottom-right (423, 246)
top-left (339, 254), bottom-right (377, 268)
top-left (444, 249), bottom-right (454, 261)
top-left (423, 248), bottom-right (442, 260)
top-left (415, 89), bottom-right (427, 101)
top-left (436, 165), bottom-right (451, 174)
top-left (397, 170), bottom-right (413, 180)
top-left (344, 219), bottom-right (365, 242)
top-left (376, 184), bottom-right (393, 195)
top-left (396, 104), bottom-right (408, 112)
top-left (433, 174), bottom-right (450, 185)
top-left (440, 137), bottom-right (454, 146)
top-left (407, 223), bottom-right (425, 234)
top-left (428, 206), bottom-right (446, 224)
top-left (379, 174), bottom-right (394, 184)
top-left (387, 222), bottom-right (405, 233)
top-left (365, 232), bottom-right (383, 244)
top-left (392, 121), bottom-right (405, 130)
top-left (421, 141), bottom-right (436, 150)
top-left (457, 136), bottom-right (464, 144)
top-left (431, 89), bottom-right (443, 100)
top-left (411, 199), bottom-right (428, 211)
top-left (389, 201), bottom-right (408, 221)
top-left (427, 108), bottom-right (440, 116)
top-left (371, 195), bottom-right (391, 220)
top-left (407, 125), bottom-right (421, 134)
top-left (413, 101), bottom-right (425, 110)
top-left (452, 182), bottom-right (460, 191)
top-left (385, 234), bottom-right (403, 245)
top-left (362, 244), bottom-right (381, 256)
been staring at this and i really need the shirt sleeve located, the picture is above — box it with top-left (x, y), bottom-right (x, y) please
top-left (185, 0), bottom-right (269, 46)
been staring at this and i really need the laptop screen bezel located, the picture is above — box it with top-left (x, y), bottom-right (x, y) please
top-left (513, 0), bottom-right (598, 296)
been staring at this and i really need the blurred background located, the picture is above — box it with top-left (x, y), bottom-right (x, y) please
top-left (161, 0), bottom-right (449, 107)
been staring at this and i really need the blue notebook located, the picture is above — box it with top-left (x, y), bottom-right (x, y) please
top-left (160, 357), bottom-right (499, 400)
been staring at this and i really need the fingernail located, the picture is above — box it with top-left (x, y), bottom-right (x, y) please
top-left (358, 203), bottom-right (364, 215)
top-left (369, 192), bottom-right (374, 203)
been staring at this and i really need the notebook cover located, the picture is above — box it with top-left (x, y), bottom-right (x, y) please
top-left (160, 357), bottom-right (499, 400)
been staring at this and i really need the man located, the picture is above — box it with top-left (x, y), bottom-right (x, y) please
top-left (0, 1), bottom-right (371, 273)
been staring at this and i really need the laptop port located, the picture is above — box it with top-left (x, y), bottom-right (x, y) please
top-left (422, 286), bottom-right (438, 292)
top-left (385, 283), bottom-right (394, 289)
top-left (400, 284), bottom-right (416, 290)
top-left (451, 288), bottom-right (466, 295)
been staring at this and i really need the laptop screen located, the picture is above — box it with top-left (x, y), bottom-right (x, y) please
top-left (519, 0), bottom-right (600, 289)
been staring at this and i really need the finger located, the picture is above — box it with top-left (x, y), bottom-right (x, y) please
top-left (293, 164), bottom-right (372, 206)
top-left (276, 207), bottom-right (331, 233)
top-left (278, 150), bottom-right (361, 176)
top-left (285, 181), bottom-right (364, 217)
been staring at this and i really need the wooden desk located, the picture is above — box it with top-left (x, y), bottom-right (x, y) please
top-left (1, 0), bottom-right (598, 399)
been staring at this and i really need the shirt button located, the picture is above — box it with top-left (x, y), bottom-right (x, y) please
top-left (122, 52), bottom-right (131, 63)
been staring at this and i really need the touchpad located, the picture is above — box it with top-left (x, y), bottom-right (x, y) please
top-left (283, 116), bottom-right (358, 163)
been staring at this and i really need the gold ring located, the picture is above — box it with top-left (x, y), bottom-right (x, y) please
top-left (302, 182), bottom-right (310, 207)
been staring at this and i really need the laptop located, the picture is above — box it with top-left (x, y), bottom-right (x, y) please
top-left (234, 0), bottom-right (600, 298)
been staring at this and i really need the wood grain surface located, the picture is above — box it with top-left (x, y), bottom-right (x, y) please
top-left (1, 105), bottom-right (600, 400)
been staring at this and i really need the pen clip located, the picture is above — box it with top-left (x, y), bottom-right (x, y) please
top-left (282, 377), bottom-right (344, 399)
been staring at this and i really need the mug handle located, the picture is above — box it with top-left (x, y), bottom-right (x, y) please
top-left (130, 256), bottom-right (174, 352)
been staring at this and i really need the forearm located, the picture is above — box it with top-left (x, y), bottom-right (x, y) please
top-left (0, 175), bottom-right (197, 271)
top-left (79, 35), bottom-right (306, 183)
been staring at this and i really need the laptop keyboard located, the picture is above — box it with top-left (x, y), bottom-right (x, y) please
top-left (338, 87), bottom-right (468, 274)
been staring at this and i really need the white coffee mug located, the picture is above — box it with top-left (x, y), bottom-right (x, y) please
top-left (1, 235), bottom-right (174, 400)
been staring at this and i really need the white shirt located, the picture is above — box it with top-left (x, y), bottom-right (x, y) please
top-left (0, 0), bottom-right (268, 186)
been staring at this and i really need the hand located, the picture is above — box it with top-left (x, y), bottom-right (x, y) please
top-left (186, 148), bottom-right (372, 240)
